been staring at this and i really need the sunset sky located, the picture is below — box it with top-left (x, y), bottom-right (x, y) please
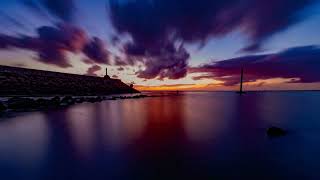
top-left (0, 0), bottom-right (320, 91)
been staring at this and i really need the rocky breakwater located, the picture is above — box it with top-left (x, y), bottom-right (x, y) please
top-left (0, 65), bottom-right (139, 96)
top-left (0, 95), bottom-right (149, 113)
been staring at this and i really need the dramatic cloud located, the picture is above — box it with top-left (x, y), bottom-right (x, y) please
top-left (108, 0), bottom-right (315, 79)
top-left (0, 0), bottom-right (317, 82)
top-left (38, 24), bottom-right (87, 52)
top-left (113, 55), bottom-right (136, 66)
top-left (109, 0), bottom-right (315, 50)
top-left (0, 23), bottom-right (86, 67)
top-left (112, 41), bottom-right (190, 80)
top-left (190, 45), bottom-right (320, 86)
top-left (83, 37), bottom-right (110, 64)
top-left (0, 23), bottom-right (110, 68)
top-left (135, 43), bottom-right (190, 80)
top-left (85, 65), bottom-right (102, 76)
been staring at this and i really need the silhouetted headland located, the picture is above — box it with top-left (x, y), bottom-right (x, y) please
top-left (0, 65), bottom-right (139, 96)
top-left (0, 65), bottom-right (143, 113)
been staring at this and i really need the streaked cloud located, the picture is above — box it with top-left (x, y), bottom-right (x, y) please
top-left (190, 45), bottom-right (320, 86)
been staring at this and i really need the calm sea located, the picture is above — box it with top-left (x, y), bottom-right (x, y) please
top-left (0, 92), bottom-right (320, 179)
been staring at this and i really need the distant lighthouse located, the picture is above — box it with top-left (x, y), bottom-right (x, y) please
top-left (104, 67), bottom-right (110, 79)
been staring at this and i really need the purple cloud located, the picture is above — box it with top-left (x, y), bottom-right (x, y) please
top-left (113, 56), bottom-right (128, 66)
top-left (108, 0), bottom-right (316, 79)
top-left (85, 65), bottom-right (102, 76)
top-left (110, 0), bottom-right (315, 49)
top-left (190, 45), bottom-right (320, 86)
top-left (113, 42), bottom-right (190, 80)
top-left (0, 23), bottom-right (111, 68)
top-left (82, 58), bottom-right (94, 64)
top-left (117, 67), bottom-right (124, 71)
top-left (0, 23), bottom-right (86, 67)
top-left (134, 43), bottom-right (190, 80)
top-left (83, 37), bottom-right (110, 64)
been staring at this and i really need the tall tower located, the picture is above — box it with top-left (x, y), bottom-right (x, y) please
top-left (240, 67), bottom-right (243, 93)
top-left (237, 67), bottom-right (245, 94)
top-left (104, 67), bottom-right (110, 79)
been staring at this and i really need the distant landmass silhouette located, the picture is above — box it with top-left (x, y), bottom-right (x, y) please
top-left (0, 65), bottom-right (139, 96)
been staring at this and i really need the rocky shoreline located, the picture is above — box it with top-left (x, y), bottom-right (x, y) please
top-left (0, 94), bottom-right (150, 114)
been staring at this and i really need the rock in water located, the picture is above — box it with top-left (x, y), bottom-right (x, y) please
top-left (36, 98), bottom-right (50, 108)
top-left (0, 101), bottom-right (6, 112)
top-left (50, 96), bottom-right (61, 106)
top-left (267, 127), bottom-right (287, 137)
top-left (61, 96), bottom-right (75, 106)
top-left (75, 97), bottom-right (85, 103)
top-left (87, 97), bottom-right (97, 103)
top-left (96, 96), bottom-right (103, 102)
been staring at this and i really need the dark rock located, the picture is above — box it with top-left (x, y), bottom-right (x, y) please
top-left (61, 96), bottom-right (75, 106)
top-left (96, 96), bottom-right (103, 102)
top-left (36, 98), bottom-right (51, 108)
top-left (106, 95), bottom-right (148, 101)
top-left (119, 96), bottom-right (127, 99)
top-left (87, 97), bottom-right (98, 103)
top-left (50, 96), bottom-right (61, 106)
top-left (51, 96), bottom-right (61, 102)
top-left (132, 95), bottom-right (148, 99)
top-left (267, 127), bottom-right (287, 137)
top-left (7, 97), bottom-right (37, 109)
top-left (36, 98), bottom-right (60, 108)
top-left (109, 97), bottom-right (117, 100)
top-left (75, 97), bottom-right (85, 103)
top-left (0, 101), bottom-right (7, 112)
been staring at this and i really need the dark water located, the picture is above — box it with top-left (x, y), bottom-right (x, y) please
top-left (1, 92), bottom-right (320, 180)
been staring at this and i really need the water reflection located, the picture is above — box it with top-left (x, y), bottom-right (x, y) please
top-left (1, 92), bottom-right (320, 179)
top-left (184, 93), bottom-right (236, 142)
top-left (124, 96), bottom-right (188, 179)
top-left (0, 113), bottom-right (49, 179)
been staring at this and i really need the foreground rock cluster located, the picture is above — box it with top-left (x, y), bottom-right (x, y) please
top-left (0, 65), bottom-right (139, 96)
top-left (0, 95), bottom-right (149, 113)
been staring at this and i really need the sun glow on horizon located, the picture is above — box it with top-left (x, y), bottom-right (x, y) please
top-left (135, 78), bottom-right (320, 91)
